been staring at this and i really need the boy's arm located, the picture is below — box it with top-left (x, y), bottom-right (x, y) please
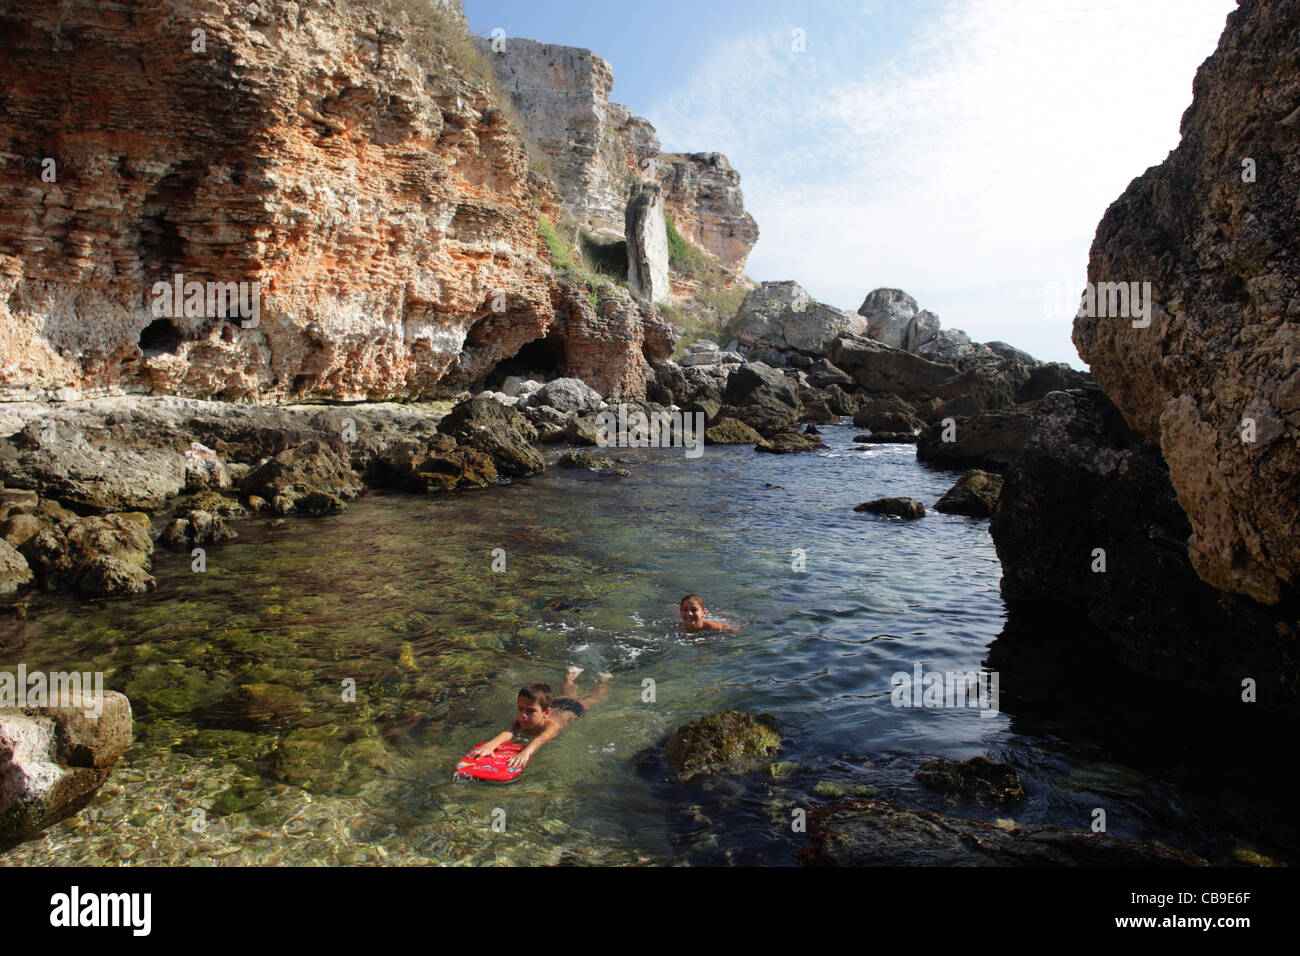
top-left (703, 620), bottom-right (740, 633)
top-left (469, 722), bottom-right (517, 758)
top-left (508, 721), bottom-right (559, 768)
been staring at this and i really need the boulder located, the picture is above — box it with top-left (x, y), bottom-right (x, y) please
top-left (722, 363), bottom-right (801, 431)
top-left (533, 378), bottom-right (604, 415)
top-left (25, 512), bottom-right (155, 597)
top-left (0, 539), bottom-right (33, 594)
top-left (704, 417), bottom-right (766, 446)
top-left (756, 430), bottom-right (826, 454)
top-left (0, 691), bottom-right (133, 850)
top-left (934, 470), bottom-right (1004, 517)
top-left (854, 497), bottom-right (925, 519)
top-left (160, 510), bottom-right (238, 549)
top-left (438, 397), bottom-right (544, 477)
top-left (183, 441), bottom-right (231, 491)
top-left (915, 402), bottom-right (1040, 473)
top-left (828, 334), bottom-right (958, 399)
top-left (663, 710), bottom-right (783, 779)
top-left (731, 281), bottom-right (867, 355)
top-left (240, 439), bottom-right (363, 514)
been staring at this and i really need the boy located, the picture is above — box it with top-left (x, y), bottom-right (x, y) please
top-left (679, 594), bottom-right (740, 633)
top-left (469, 667), bottom-right (611, 769)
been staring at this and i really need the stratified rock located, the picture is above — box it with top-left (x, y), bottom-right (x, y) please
top-left (806, 359), bottom-right (855, 388)
top-left (828, 334), bottom-right (958, 399)
top-left (663, 710), bottom-right (783, 779)
top-left (934, 470), bottom-right (1004, 517)
top-left (806, 800), bottom-right (1204, 866)
top-left (1, 0), bottom-right (555, 403)
top-left (854, 497), bottom-right (925, 519)
top-left (625, 183), bottom-right (671, 304)
top-left (0, 691), bottom-right (133, 850)
top-left (914, 756), bottom-right (1025, 801)
top-left (916, 402), bottom-right (1040, 473)
top-left (655, 152), bottom-right (760, 278)
top-left (680, 341), bottom-right (745, 367)
top-left (991, 387), bottom-right (1300, 718)
top-left (731, 281), bottom-right (867, 355)
top-left (1073, 0), bottom-right (1300, 607)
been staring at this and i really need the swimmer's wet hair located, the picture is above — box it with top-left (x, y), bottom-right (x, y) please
top-left (518, 682), bottom-right (552, 710)
top-left (680, 594), bottom-right (704, 607)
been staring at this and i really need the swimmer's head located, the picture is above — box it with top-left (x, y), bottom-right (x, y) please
top-left (517, 682), bottom-right (552, 729)
top-left (680, 594), bottom-right (707, 630)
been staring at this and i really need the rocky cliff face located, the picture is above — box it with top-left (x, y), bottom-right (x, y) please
top-left (0, 0), bottom-right (668, 404)
top-left (475, 36), bottom-right (758, 285)
top-left (1073, 0), bottom-right (1300, 607)
top-left (994, 0), bottom-right (1299, 717)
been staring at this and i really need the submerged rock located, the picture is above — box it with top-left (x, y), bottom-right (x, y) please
top-left (0, 691), bottom-right (133, 850)
top-left (755, 430), bottom-right (825, 454)
top-left (806, 800), bottom-right (1205, 866)
top-left (914, 756), bottom-right (1025, 801)
top-left (663, 710), bottom-right (783, 779)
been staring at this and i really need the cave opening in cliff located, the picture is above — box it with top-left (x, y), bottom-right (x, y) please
top-left (486, 335), bottom-right (565, 389)
top-left (138, 319), bottom-right (184, 357)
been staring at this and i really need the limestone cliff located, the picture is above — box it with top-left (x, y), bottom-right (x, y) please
top-left (0, 0), bottom-right (667, 403)
top-left (474, 35), bottom-right (758, 286)
top-left (1073, 0), bottom-right (1300, 607)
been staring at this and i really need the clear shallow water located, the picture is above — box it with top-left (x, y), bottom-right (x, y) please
top-left (1, 421), bottom-right (1293, 865)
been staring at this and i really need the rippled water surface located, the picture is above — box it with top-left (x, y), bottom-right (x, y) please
top-left (1, 422), bottom-right (1293, 865)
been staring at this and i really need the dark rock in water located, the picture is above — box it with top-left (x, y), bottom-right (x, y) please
top-left (558, 450), bottom-right (615, 470)
top-left (851, 394), bottom-right (918, 429)
top-left (805, 800), bottom-right (1205, 866)
top-left (797, 398), bottom-right (839, 424)
top-left (722, 363), bottom-right (801, 431)
top-left (991, 387), bottom-right (1300, 718)
top-left (755, 430), bottom-right (825, 454)
top-left (374, 436), bottom-right (498, 493)
top-left (240, 439), bottom-right (363, 514)
top-left (437, 396), bottom-right (544, 477)
top-left (25, 512), bottom-right (154, 597)
top-left (663, 710), bottom-right (783, 780)
top-left (934, 470), bottom-right (1003, 517)
top-left (807, 358), bottom-right (854, 388)
top-left (161, 510), bottom-right (238, 549)
top-left (855, 497), bottom-right (925, 519)
top-left (270, 722), bottom-right (395, 795)
top-left (206, 683), bottom-right (309, 731)
top-left (914, 756), bottom-right (1025, 801)
top-left (802, 424), bottom-right (820, 436)
top-left (915, 401), bottom-right (1039, 473)
top-left (859, 432), bottom-right (917, 444)
top-left (1, 691), bottom-right (133, 850)
top-left (705, 417), bottom-right (765, 446)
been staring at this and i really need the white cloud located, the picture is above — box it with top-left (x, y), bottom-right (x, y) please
top-left (649, 0), bottom-right (1237, 366)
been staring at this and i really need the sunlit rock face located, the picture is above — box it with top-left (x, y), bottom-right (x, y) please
top-left (474, 36), bottom-right (758, 284)
top-left (0, 0), bottom-right (557, 402)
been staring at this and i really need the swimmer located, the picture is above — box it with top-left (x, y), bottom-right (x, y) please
top-left (468, 667), bottom-right (612, 769)
top-left (679, 593), bottom-right (739, 633)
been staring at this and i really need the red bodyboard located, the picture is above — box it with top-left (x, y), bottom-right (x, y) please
top-left (455, 742), bottom-right (525, 782)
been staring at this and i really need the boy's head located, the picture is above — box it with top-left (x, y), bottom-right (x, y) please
top-left (680, 594), bottom-right (707, 629)
top-left (516, 682), bottom-right (552, 730)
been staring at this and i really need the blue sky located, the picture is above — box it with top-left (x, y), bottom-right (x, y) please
top-left (464, 0), bottom-right (1238, 367)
